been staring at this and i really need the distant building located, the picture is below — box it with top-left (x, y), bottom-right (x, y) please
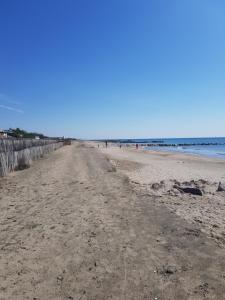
top-left (0, 129), bottom-right (7, 138)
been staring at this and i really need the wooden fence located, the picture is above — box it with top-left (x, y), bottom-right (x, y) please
top-left (0, 138), bottom-right (64, 177)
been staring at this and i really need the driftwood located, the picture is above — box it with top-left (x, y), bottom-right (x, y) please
top-left (173, 185), bottom-right (203, 196)
top-left (0, 138), bottom-right (63, 177)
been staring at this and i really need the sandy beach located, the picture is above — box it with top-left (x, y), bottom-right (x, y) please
top-left (98, 143), bottom-right (225, 183)
top-left (1, 142), bottom-right (225, 299)
top-left (98, 143), bottom-right (225, 247)
top-left (2, 1), bottom-right (225, 299)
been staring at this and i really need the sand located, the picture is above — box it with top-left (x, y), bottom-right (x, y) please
top-left (98, 144), bottom-right (225, 183)
top-left (0, 142), bottom-right (225, 299)
top-left (98, 143), bottom-right (225, 247)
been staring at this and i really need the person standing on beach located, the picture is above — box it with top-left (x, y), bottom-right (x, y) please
top-left (136, 143), bottom-right (138, 150)
top-left (105, 141), bottom-right (108, 148)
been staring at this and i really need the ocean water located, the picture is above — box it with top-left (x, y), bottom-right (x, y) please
top-left (121, 137), bottom-right (225, 159)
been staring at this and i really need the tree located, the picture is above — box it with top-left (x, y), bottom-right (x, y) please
top-left (7, 128), bottom-right (46, 139)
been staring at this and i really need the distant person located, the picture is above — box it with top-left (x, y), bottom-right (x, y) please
top-left (105, 141), bottom-right (108, 148)
top-left (119, 144), bottom-right (122, 149)
top-left (136, 143), bottom-right (138, 150)
top-left (98, 144), bottom-right (99, 148)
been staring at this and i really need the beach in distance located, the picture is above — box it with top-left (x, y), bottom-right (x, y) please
top-left (96, 139), bottom-right (225, 182)
top-left (1, 141), bottom-right (225, 299)
top-left (99, 137), bottom-right (225, 159)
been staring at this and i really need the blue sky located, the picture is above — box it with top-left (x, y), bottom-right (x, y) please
top-left (0, 0), bottom-right (225, 139)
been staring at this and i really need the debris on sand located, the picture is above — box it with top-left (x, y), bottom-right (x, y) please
top-left (149, 179), bottom-right (209, 196)
top-left (159, 265), bottom-right (177, 276)
top-left (217, 182), bottom-right (225, 192)
top-left (151, 181), bottom-right (165, 191)
top-left (194, 282), bottom-right (209, 297)
top-left (164, 265), bottom-right (177, 275)
top-left (174, 185), bottom-right (203, 196)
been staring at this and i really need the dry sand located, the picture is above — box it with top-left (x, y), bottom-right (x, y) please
top-left (99, 143), bottom-right (225, 247)
top-left (98, 143), bottom-right (225, 183)
top-left (0, 142), bottom-right (225, 299)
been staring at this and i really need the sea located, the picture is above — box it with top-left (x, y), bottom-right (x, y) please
top-left (119, 137), bottom-right (225, 159)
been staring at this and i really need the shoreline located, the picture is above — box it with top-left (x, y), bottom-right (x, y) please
top-left (93, 141), bottom-right (225, 248)
top-left (93, 140), bottom-right (225, 163)
top-left (93, 138), bottom-right (225, 160)
top-left (98, 144), bottom-right (225, 182)
top-left (144, 146), bottom-right (225, 161)
top-left (145, 146), bottom-right (225, 160)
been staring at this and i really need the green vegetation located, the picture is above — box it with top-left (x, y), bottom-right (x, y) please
top-left (7, 128), bottom-right (46, 139)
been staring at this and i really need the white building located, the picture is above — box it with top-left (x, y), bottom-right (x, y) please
top-left (0, 129), bottom-right (7, 138)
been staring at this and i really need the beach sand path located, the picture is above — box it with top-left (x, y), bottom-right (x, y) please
top-left (0, 142), bottom-right (225, 300)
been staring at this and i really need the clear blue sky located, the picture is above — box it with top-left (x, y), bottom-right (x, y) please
top-left (0, 0), bottom-right (225, 139)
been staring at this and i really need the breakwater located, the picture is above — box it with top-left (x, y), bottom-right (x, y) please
top-left (109, 140), bottom-right (225, 147)
top-left (99, 138), bottom-right (225, 148)
top-left (0, 138), bottom-right (64, 177)
top-left (144, 142), bottom-right (225, 147)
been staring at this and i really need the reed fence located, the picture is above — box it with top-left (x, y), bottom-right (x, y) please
top-left (0, 138), bottom-right (64, 177)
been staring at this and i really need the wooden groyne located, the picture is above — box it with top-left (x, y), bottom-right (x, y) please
top-left (0, 138), bottom-right (64, 177)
